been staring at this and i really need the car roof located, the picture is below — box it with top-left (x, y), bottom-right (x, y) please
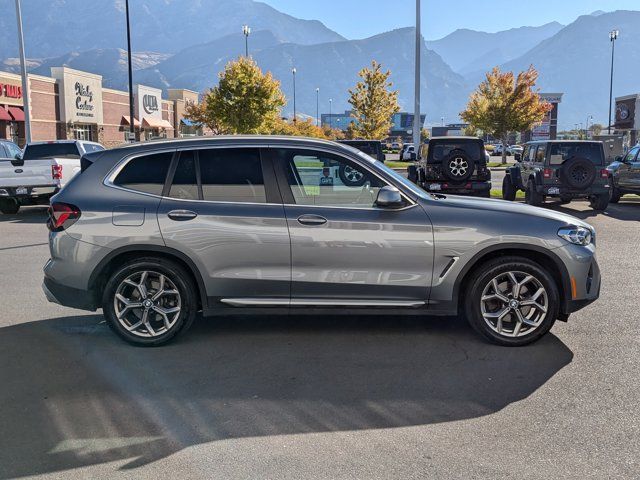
top-left (526, 140), bottom-right (603, 145)
top-left (430, 136), bottom-right (482, 141)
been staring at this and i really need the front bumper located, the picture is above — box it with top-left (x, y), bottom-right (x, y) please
top-left (555, 243), bottom-right (601, 316)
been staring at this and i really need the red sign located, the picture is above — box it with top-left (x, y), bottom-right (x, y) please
top-left (0, 83), bottom-right (22, 99)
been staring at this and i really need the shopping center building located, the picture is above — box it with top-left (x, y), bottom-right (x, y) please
top-left (0, 67), bottom-right (204, 148)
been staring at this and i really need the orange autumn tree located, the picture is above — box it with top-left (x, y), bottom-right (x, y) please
top-left (461, 66), bottom-right (551, 164)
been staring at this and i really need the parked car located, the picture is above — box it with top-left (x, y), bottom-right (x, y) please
top-left (508, 145), bottom-right (524, 156)
top-left (43, 136), bottom-right (600, 347)
top-left (502, 140), bottom-right (610, 210)
top-left (492, 144), bottom-right (507, 156)
top-left (0, 139), bottom-right (104, 214)
top-left (338, 140), bottom-right (385, 163)
top-left (607, 145), bottom-right (640, 202)
top-left (408, 136), bottom-right (491, 197)
top-left (400, 143), bottom-right (415, 161)
top-left (390, 142), bottom-right (401, 152)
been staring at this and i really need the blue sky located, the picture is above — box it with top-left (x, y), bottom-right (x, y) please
top-left (263, 0), bottom-right (640, 40)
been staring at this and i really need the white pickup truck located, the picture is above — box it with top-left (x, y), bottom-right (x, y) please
top-left (0, 140), bottom-right (104, 214)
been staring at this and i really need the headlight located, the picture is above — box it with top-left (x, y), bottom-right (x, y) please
top-left (558, 226), bottom-right (593, 246)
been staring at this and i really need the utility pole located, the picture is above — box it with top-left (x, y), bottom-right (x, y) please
top-left (125, 0), bottom-right (135, 142)
top-left (14, 0), bottom-right (31, 144)
top-left (315, 88), bottom-right (320, 126)
top-left (412, 0), bottom-right (421, 148)
top-left (329, 98), bottom-right (332, 129)
top-left (608, 30), bottom-right (619, 135)
top-left (242, 25), bottom-right (251, 57)
top-left (292, 67), bottom-right (297, 122)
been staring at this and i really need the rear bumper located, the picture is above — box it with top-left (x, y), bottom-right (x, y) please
top-left (535, 184), bottom-right (609, 197)
top-left (0, 185), bottom-right (58, 203)
top-left (422, 180), bottom-right (491, 195)
top-left (42, 275), bottom-right (97, 311)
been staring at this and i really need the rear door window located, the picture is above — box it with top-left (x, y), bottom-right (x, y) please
top-left (23, 143), bottom-right (81, 160)
top-left (535, 145), bottom-right (546, 163)
top-left (429, 141), bottom-right (481, 163)
top-left (199, 148), bottom-right (266, 203)
top-left (549, 143), bottom-right (604, 165)
top-left (113, 151), bottom-right (173, 195)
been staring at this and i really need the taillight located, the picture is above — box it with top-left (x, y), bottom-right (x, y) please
top-left (52, 164), bottom-right (63, 180)
top-left (47, 202), bottom-right (81, 232)
top-left (600, 169), bottom-right (609, 178)
top-left (543, 168), bottom-right (553, 179)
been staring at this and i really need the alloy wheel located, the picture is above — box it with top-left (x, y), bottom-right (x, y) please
top-left (480, 271), bottom-right (548, 338)
top-left (449, 157), bottom-right (469, 177)
top-left (114, 271), bottom-right (181, 338)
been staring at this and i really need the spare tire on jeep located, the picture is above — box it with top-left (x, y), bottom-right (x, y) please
top-left (560, 157), bottom-right (596, 190)
top-left (442, 150), bottom-right (474, 182)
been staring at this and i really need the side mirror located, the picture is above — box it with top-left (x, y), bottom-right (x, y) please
top-left (376, 185), bottom-right (404, 208)
top-left (11, 153), bottom-right (23, 167)
top-left (514, 153), bottom-right (522, 162)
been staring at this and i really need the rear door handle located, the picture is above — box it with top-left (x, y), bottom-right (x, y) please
top-left (297, 214), bottom-right (327, 226)
top-left (167, 210), bottom-right (197, 221)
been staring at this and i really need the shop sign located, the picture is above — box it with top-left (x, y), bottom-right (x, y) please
top-left (135, 85), bottom-right (163, 123)
top-left (615, 97), bottom-right (637, 130)
top-left (51, 67), bottom-right (103, 124)
top-left (0, 76), bottom-right (25, 106)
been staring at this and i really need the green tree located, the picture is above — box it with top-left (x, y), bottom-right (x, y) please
top-left (200, 57), bottom-right (286, 134)
top-left (347, 61), bottom-right (400, 139)
top-left (461, 66), bottom-right (551, 163)
top-left (183, 100), bottom-right (227, 134)
top-left (589, 123), bottom-right (604, 137)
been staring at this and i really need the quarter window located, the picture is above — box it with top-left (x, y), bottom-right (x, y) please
top-left (535, 145), bottom-right (546, 163)
top-left (168, 150), bottom-right (198, 200)
top-left (113, 151), bottom-right (173, 195)
top-left (624, 147), bottom-right (639, 163)
top-left (276, 149), bottom-right (386, 208)
top-left (199, 148), bottom-right (266, 203)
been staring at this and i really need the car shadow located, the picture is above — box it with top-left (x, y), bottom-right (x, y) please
top-left (0, 205), bottom-right (48, 224)
top-left (0, 313), bottom-right (573, 478)
top-left (546, 199), bottom-right (640, 222)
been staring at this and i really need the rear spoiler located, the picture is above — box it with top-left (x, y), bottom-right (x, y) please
top-left (80, 151), bottom-right (107, 173)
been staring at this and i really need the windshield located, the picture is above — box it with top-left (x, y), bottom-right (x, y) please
top-left (23, 143), bottom-right (81, 160)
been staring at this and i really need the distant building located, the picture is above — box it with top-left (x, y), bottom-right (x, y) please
top-left (321, 110), bottom-right (425, 140)
top-left (522, 93), bottom-right (563, 142)
top-left (431, 123), bottom-right (469, 137)
top-left (321, 110), bottom-right (357, 131)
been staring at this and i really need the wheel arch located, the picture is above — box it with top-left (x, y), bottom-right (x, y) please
top-left (454, 244), bottom-right (571, 316)
top-left (88, 245), bottom-right (208, 312)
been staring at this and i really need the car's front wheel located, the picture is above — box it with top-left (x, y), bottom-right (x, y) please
top-left (102, 257), bottom-right (197, 346)
top-left (464, 256), bottom-right (559, 346)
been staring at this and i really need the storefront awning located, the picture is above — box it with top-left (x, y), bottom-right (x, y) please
top-left (121, 115), bottom-right (141, 127)
top-left (180, 118), bottom-right (199, 127)
top-left (142, 117), bottom-right (173, 129)
top-left (0, 106), bottom-right (12, 121)
top-left (8, 107), bottom-right (24, 121)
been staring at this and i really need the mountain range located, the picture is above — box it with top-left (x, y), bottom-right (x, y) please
top-left (0, 2), bottom-right (637, 129)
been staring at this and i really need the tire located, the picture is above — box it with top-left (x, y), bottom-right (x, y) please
top-left (525, 179), bottom-right (544, 207)
top-left (609, 178), bottom-right (621, 203)
top-left (589, 192), bottom-right (609, 211)
top-left (0, 198), bottom-right (20, 214)
top-left (102, 257), bottom-right (197, 346)
top-left (502, 174), bottom-right (517, 201)
top-left (338, 164), bottom-right (366, 187)
top-left (560, 157), bottom-right (596, 190)
top-left (442, 150), bottom-right (474, 182)
top-left (464, 256), bottom-right (559, 347)
top-left (558, 195), bottom-right (571, 205)
top-left (407, 164), bottom-right (418, 184)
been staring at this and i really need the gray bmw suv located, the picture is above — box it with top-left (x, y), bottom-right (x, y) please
top-left (43, 136), bottom-right (601, 347)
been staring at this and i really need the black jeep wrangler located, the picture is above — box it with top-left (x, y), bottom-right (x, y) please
top-left (407, 136), bottom-right (491, 197)
top-left (503, 140), bottom-right (610, 210)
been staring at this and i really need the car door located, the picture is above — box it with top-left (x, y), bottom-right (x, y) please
top-left (617, 147), bottom-right (639, 191)
top-left (156, 146), bottom-right (291, 306)
top-left (270, 147), bottom-right (433, 305)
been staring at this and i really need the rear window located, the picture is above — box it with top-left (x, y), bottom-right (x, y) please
top-left (548, 143), bottom-right (604, 166)
top-left (428, 141), bottom-right (482, 163)
top-left (23, 143), bottom-right (81, 160)
top-left (113, 152), bottom-right (173, 195)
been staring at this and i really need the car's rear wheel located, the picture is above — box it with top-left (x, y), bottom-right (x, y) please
top-left (464, 257), bottom-right (559, 346)
top-left (102, 257), bottom-right (197, 346)
top-left (589, 192), bottom-right (609, 211)
top-left (0, 198), bottom-right (20, 214)
top-left (502, 174), bottom-right (516, 201)
top-left (525, 179), bottom-right (544, 207)
top-left (609, 178), bottom-right (621, 203)
top-left (338, 164), bottom-right (366, 187)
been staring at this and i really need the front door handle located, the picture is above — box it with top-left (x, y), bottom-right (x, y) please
top-left (297, 214), bottom-right (327, 226)
top-left (167, 209), bottom-right (197, 221)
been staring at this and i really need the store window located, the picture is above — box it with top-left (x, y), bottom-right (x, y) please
top-left (73, 124), bottom-right (94, 141)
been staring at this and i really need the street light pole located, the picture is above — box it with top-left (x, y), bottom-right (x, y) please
top-left (329, 98), bottom-right (332, 129)
top-left (242, 25), bottom-right (251, 57)
top-left (412, 0), bottom-right (421, 148)
top-left (608, 30), bottom-right (619, 135)
top-left (291, 67), bottom-right (297, 122)
top-left (586, 115), bottom-right (592, 139)
top-left (125, 0), bottom-right (135, 142)
top-left (315, 87), bottom-right (319, 127)
top-left (14, 0), bottom-right (31, 144)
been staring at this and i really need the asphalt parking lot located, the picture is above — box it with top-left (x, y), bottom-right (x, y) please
top-left (1, 201), bottom-right (639, 479)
